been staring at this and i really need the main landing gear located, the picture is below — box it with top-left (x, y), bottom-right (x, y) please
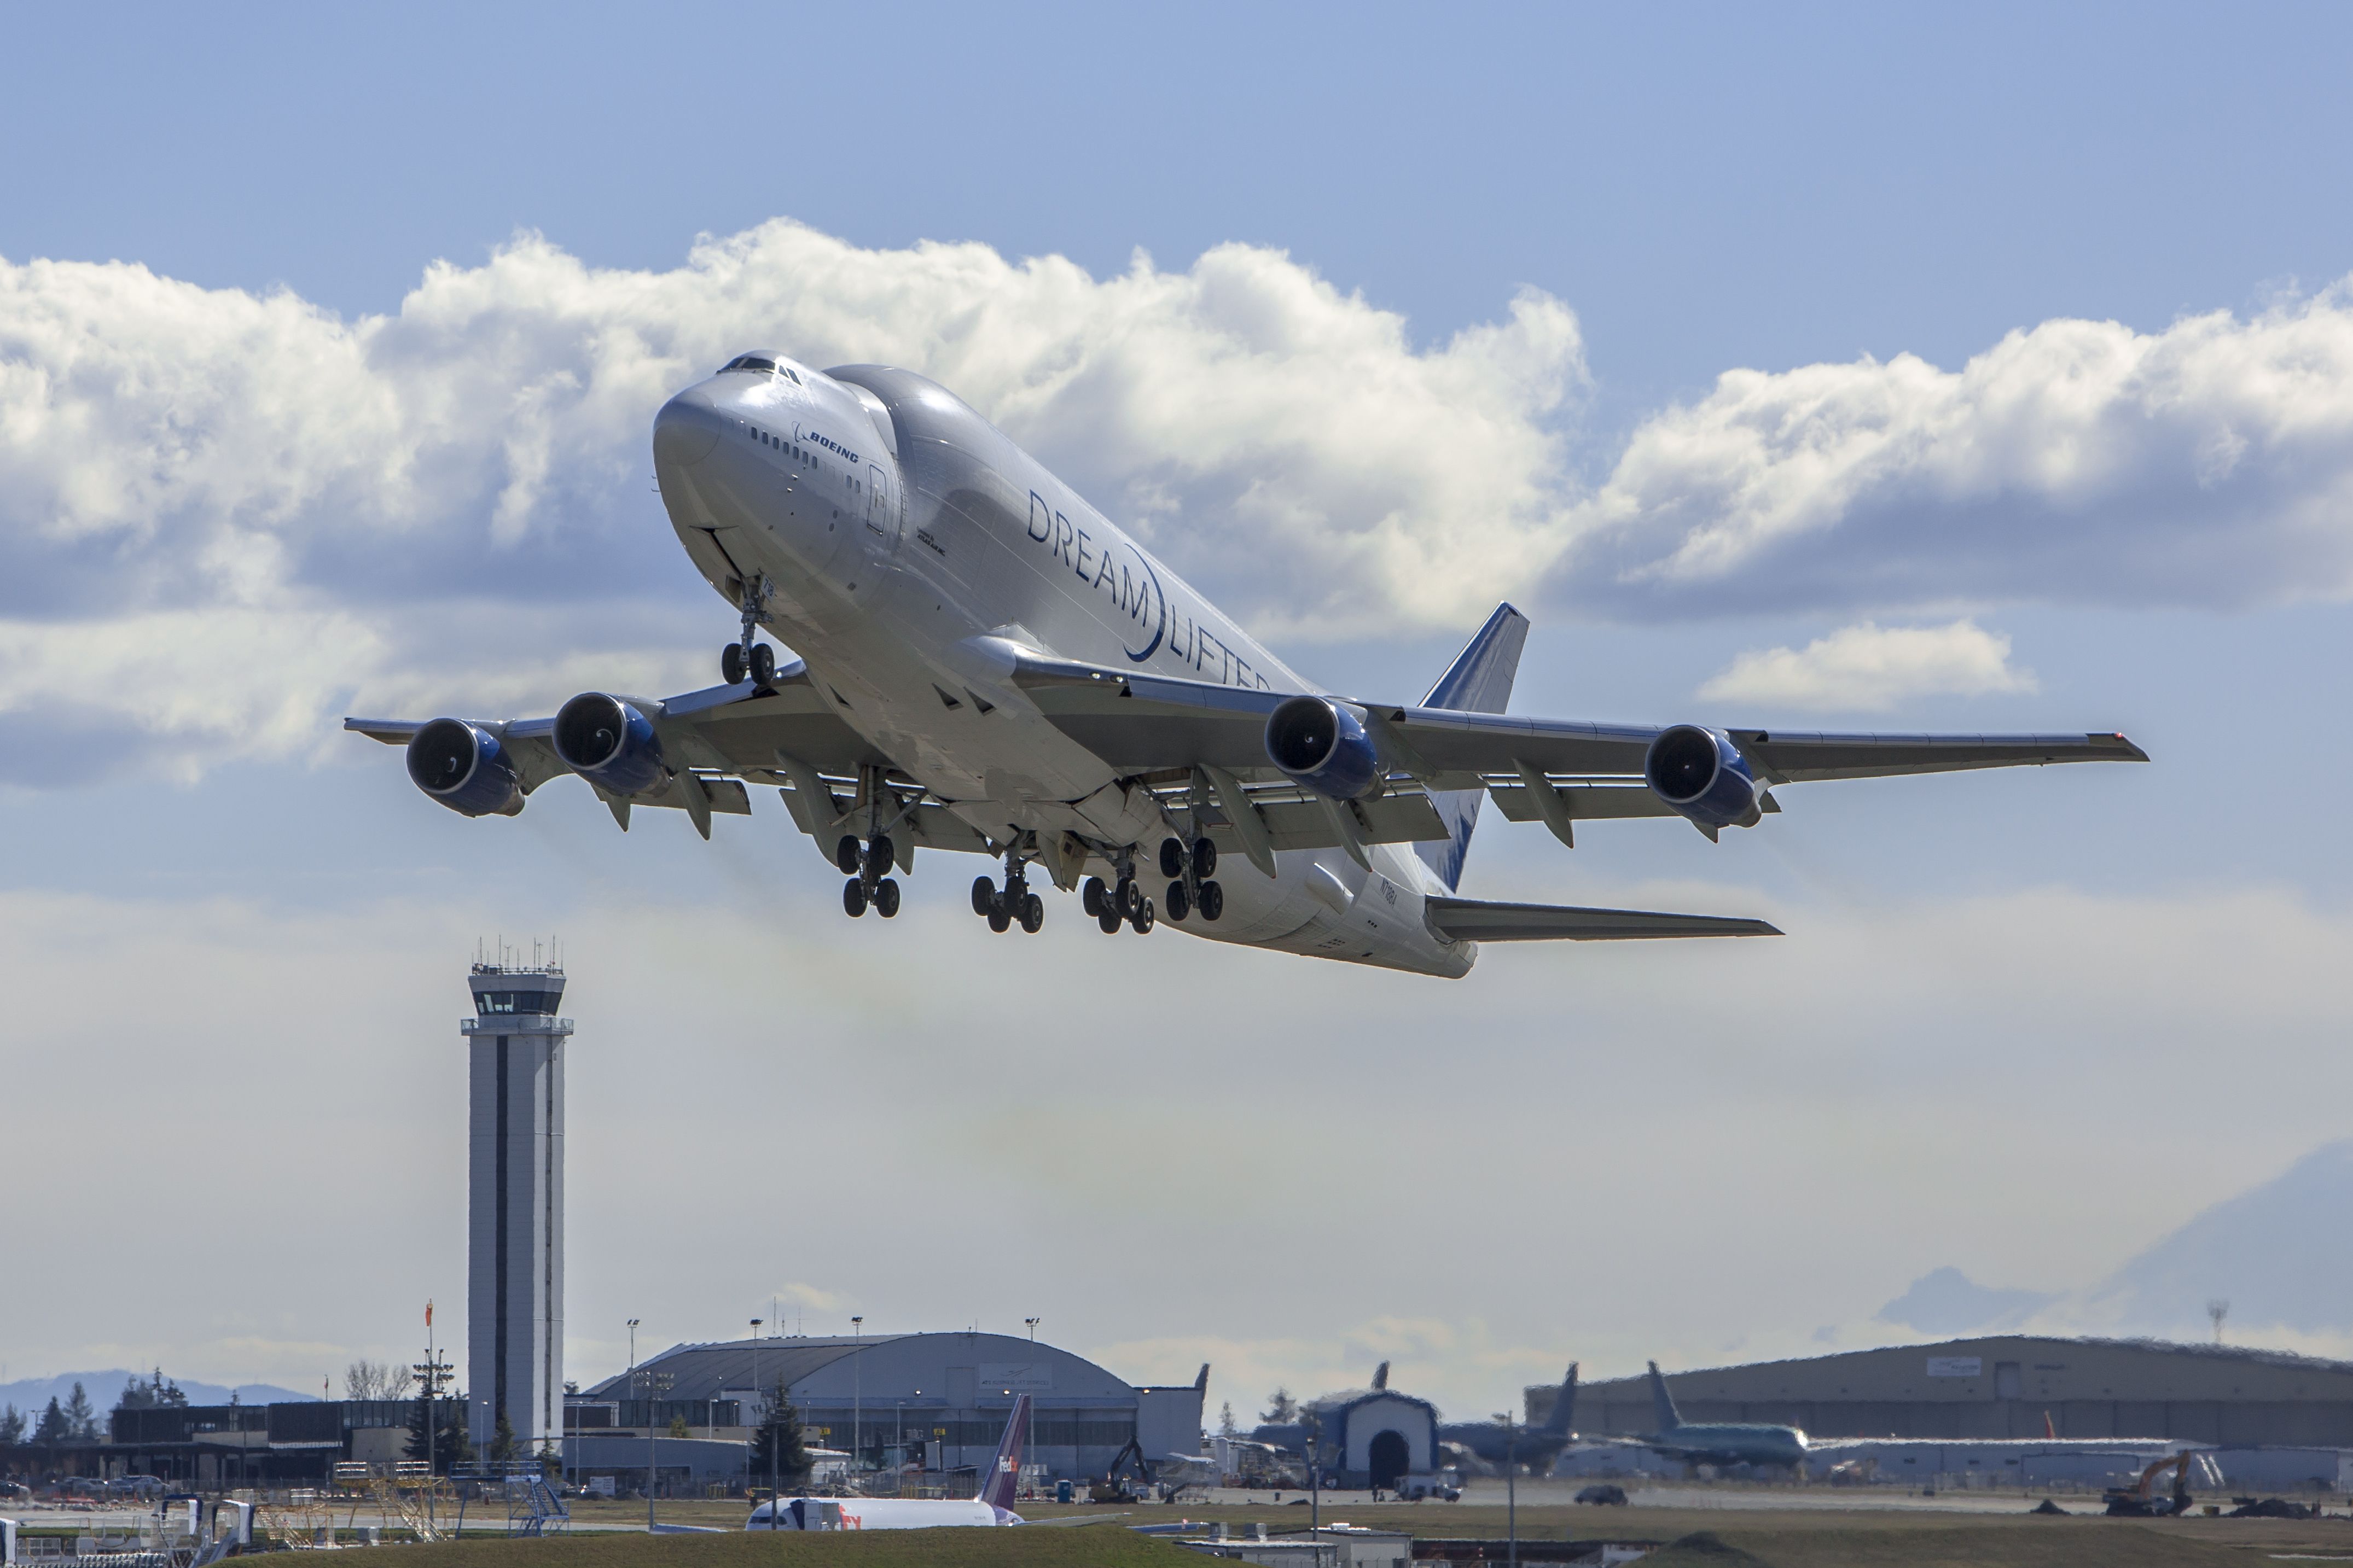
top-left (1157, 836), bottom-right (1224, 924)
top-left (972, 850), bottom-right (1044, 935)
top-left (837, 833), bottom-right (901, 919)
top-left (1082, 872), bottom-right (1155, 935)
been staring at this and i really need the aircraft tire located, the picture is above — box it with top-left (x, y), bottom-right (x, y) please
top-left (1020, 893), bottom-right (1044, 933)
top-left (1131, 897), bottom-right (1155, 934)
top-left (842, 878), bottom-right (868, 918)
top-left (875, 879), bottom-right (900, 918)
top-left (749, 642), bottom-right (777, 686)
top-left (835, 836), bottom-right (862, 875)
top-left (1082, 877), bottom-right (1107, 917)
top-left (1165, 879), bottom-right (1190, 921)
top-left (1199, 880), bottom-right (1224, 922)
top-left (1115, 876), bottom-right (1140, 918)
top-left (1192, 837), bottom-right (1217, 878)
top-left (972, 876), bottom-right (997, 917)
top-left (1158, 837), bottom-right (1186, 878)
top-left (864, 835), bottom-right (895, 878)
top-left (722, 642), bottom-right (746, 685)
top-left (1097, 906), bottom-right (1122, 935)
top-left (987, 905), bottom-right (1012, 933)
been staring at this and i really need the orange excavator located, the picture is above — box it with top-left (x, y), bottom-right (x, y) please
top-left (2103, 1452), bottom-right (2204, 1517)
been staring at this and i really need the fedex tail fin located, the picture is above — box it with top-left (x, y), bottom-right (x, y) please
top-left (978, 1394), bottom-right (1032, 1512)
top-left (1647, 1362), bottom-right (1682, 1433)
top-left (1543, 1364), bottom-right (1579, 1436)
top-left (1414, 602), bottom-right (1530, 892)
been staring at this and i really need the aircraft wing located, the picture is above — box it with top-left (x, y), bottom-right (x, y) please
top-left (1012, 653), bottom-right (2147, 793)
top-left (1426, 897), bottom-right (1780, 942)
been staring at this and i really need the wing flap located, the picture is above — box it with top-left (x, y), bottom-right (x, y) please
top-left (1427, 896), bottom-right (1781, 942)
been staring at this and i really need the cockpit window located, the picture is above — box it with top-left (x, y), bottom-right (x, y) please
top-left (720, 355), bottom-right (777, 374)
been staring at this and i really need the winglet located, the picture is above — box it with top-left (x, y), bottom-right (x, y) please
top-left (978, 1394), bottom-right (1032, 1513)
top-left (1647, 1361), bottom-right (1681, 1434)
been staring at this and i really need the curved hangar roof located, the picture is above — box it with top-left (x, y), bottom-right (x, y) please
top-left (585, 1331), bottom-right (1137, 1406)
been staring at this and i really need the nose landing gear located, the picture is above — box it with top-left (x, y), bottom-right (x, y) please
top-left (1157, 836), bottom-right (1223, 924)
top-left (722, 575), bottom-right (779, 689)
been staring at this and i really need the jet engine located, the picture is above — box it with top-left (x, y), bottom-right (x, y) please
top-left (405, 719), bottom-right (524, 817)
top-left (553, 692), bottom-right (668, 795)
top-left (1644, 724), bottom-right (1764, 831)
top-left (1264, 693), bottom-right (1383, 800)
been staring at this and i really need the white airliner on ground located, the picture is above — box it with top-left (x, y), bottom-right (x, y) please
top-left (748, 1394), bottom-right (1031, 1530)
top-left (350, 353), bottom-right (2147, 977)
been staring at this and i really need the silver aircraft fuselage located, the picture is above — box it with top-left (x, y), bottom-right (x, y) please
top-left (651, 355), bottom-right (1474, 976)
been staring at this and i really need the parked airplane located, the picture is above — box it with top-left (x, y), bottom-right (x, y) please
top-left (747, 1394), bottom-right (1030, 1529)
top-left (350, 354), bottom-right (2148, 977)
top-left (1636, 1361), bottom-right (1808, 1471)
top-left (1439, 1365), bottom-right (1581, 1472)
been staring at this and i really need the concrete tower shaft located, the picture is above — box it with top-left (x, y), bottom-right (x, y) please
top-left (462, 959), bottom-right (571, 1453)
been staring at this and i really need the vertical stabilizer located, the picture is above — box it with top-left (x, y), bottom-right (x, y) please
top-left (1543, 1364), bottom-right (1579, 1436)
top-left (1647, 1362), bottom-right (1682, 1433)
top-left (978, 1394), bottom-right (1032, 1512)
top-left (1372, 1361), bottom-right (1390, 1391)
top-left (1414, 603), bottom-right (1531, 891)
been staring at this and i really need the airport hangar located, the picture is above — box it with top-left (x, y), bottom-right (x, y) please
top-left (1532, 1336), bottom-right (2353, 1447)
top-left (572, 1332), bottom-right (1206, 1485)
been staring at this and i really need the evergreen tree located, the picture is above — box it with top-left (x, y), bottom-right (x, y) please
top-left (63, 1383), bottom-right (97, 1441)
top-left (403, 1397), bottom-right (474, 1473)
top-left (489, 1414), bottom-right (519, 1462)
top-left (1218, 1402), bottom-right (1237, 1437)
top-left (1259, 1388), bottom-right (1298, 1425)
top-left (0, 1403), bottom-right (25, 1444)
top-left (667, 1413), bottom-right (690, 1439)
top-left (115, 1369), bottom-right (188, 1411)
top-left (34, 1397), bottom-right (70, 1444)
top-left (748, 1388), bottom-right (811, 1489)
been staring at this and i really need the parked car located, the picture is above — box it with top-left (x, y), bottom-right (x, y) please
top-left (1575, 1483), bottom-right (1629, 1506)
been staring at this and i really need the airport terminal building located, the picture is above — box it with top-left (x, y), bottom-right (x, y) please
top-left (1537, 1336), bottom-right (2353, 1447)
top-left (574, 1331), bottom-right (1205, 1485)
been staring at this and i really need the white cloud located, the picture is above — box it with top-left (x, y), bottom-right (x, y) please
top-left (1696, 619), bottom-right (2035, 712)
top-left (1564, 283), bottom-right (2353, 614)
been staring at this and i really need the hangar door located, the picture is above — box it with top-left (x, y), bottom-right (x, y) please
top-left (1368, 1429), bottom-right (1410, 1489)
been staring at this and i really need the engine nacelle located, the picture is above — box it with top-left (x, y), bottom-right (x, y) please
top-left (554, 692), bottom-right (667, 795)
top-left (1644, 724), bottom-right (1764, 831)
top-left (1264, 694), bottom-right (1384, 801)
top-left (405, 719), bottom-right (524, 818)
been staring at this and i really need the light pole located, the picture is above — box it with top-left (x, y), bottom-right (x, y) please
top-left (851, 1317), bottom-right (863, 1479)
top-left (751, 1320), bottom-right (770, 1528)
top-left (643, 1370), bottom-right (673, 1532)
top-left (1025, 1318), bottom-right (1039, 1343)
top-left (1306, 1412), bottom-right (1321, 1534)
top-left (1497, 1410), bottom-right (1518, 1568)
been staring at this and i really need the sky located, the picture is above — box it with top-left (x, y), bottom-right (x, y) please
top-left (5, 1), bottom-right (2353, 1426)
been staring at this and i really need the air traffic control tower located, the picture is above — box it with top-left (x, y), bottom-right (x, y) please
top-left (461, 957), bottom-right (571, 1453)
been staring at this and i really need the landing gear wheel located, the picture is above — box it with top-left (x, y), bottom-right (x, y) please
top-left (722, 643), bottom-right (747, 685)
top-left (748, 642), bottom-right (777, 686)
top-left (835, 836), bottom-right (862, 876)
top-left (1130, 897), bottom-right (1155, 934)
top-left (842, 878), bottom-right (868, 917)
top-left (1097, 905), bottom-right (1122, 935)
top-left (1020, 893), bottom-right (1044, 934)
top-left (1158, 837), bottom-right (1186, 879)
top-left (874, 878), bottom-right (900, 918)
top-left (972, 876), bottom-right (998, 917)
top-left (1192, 837), bottom-right (1217, 878)
top-left (987, 902), bottom-right (1012, 933)
top-left (1199, 879), bottom-right (1224, 922)
top-left (864, 835), bottom-right (895, 879)
top-left (1165, 879), bottom-right (1191, 921)
top-left (1116, 876), bottom-right (1140, 918)
top-left (1082, 877), bottom-right (1108, 918)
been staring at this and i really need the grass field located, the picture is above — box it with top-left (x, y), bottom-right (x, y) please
top-left (380, 1497), bottom-right (2353, 1567)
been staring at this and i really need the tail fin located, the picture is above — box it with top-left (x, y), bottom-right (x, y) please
top-left (1647, 1362), bottom-right (1681, 1433)
top-left (1414, 602), bottom-right (1530, 892)
top-left (1372, 1361), bottom-right (1389, 1391)
top-left (1543, 1364), bottom-right (1579, 1436)
top-left (978, 1394), bottom-right (1032, 1511)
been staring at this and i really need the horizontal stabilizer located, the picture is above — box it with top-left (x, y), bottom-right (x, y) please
top-left (1426, 896), bottom-right (1780, 942)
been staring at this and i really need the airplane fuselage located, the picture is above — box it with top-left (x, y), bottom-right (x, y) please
top-left (652, 356), bottom-right (1475, 976)
top-left (1647, 1424), bottom-right (1808, 1469)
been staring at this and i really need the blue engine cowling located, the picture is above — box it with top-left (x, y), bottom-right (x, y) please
top-left (405, 719), bottom-right (524, 818)
top-left (554, 692), bottom-right (667, 795)
top-left (1264, 694), bottom-right (1384, 801)
top-left (1644, 725), bottom-right (1764, 830)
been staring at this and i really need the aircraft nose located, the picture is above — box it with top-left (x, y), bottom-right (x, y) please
top-left (653, 385), bottom-right (725, 468)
